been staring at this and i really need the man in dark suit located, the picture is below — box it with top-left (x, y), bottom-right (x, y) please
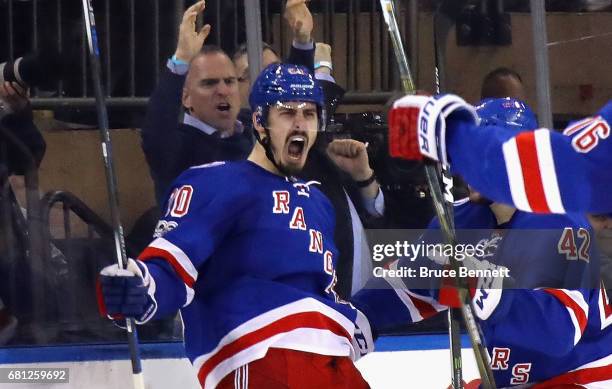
top-left (0, 80), bottom-right (46, 345)
top-left (141, 0), bottom-right (316, 204)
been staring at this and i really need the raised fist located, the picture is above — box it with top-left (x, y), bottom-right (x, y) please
top-left (284, 0), bottom-right (313, 45)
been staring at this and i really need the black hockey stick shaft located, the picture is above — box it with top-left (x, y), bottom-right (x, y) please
top-left (80, 1), bottom-right (145, 388)
top-left (433, 2), bottom-right (497, 388)
top-left (380, 1), bottom-right (496, 387)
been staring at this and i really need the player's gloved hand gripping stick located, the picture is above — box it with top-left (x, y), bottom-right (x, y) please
top-left (380, 1), bottom-right (496, 388)
top-left (98, 258), bottom-right (158, 325)
top-left (388, 94), bottom-right (478, 166)
top-left (388, 93), bottom-right (498, 389)
top-left (81, 1), bottom-right (145, 388)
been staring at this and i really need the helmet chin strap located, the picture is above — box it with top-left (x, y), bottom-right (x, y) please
top-left (253, 127), bottom-right (295, 180)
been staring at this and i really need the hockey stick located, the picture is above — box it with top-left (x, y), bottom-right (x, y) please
top-left (380, 1), bottom-right (496, 388)
top-left (433, 2), bottom-right (468, 387)
top-left (80, 1), bottom-right (145, 388)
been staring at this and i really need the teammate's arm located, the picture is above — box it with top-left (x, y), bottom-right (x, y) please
top-left (351, 277), bottom-right (446, 337)
top-left (473, 288), bottom-right (592, 357)
top-left (447, 112), bottom-right (612, 214)
top-left (388, 95), bottom-right (612, 214)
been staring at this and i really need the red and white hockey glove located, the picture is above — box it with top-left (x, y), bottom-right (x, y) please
top-left (434, 255), bottom-right (507, 320)
top-left (388, 94), bottom-right (479, 167)
top-left (97, 258), bottom-right (158, 326)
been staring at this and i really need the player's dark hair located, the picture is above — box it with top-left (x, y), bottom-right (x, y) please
top-left (481, 67), bottom-right (524, 99)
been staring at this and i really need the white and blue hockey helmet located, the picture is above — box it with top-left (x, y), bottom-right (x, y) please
top-left (249, 63), bottom-right (326, 131)
top-left (476, 97), bottom-right (538, 132)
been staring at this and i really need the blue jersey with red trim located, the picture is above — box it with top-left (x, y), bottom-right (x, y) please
top-left (337, 193), bottom-right (612, 388)
top-left (447, 101), bottom-right (612, 214)
top-left (137, 160), bottom-right (364, 389)
top-left (442, 202), bottom-right (612, 387)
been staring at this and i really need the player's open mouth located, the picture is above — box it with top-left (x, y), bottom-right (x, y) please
top-left (287, 135), bottom-right (306, 160)
top-left (217, 103), bottom-right (231, 112)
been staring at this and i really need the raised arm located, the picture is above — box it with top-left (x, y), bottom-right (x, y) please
top-left (140, 0), bottom-right (211, 203)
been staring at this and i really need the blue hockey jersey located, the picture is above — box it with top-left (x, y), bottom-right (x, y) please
top-left (137, 160), bottom-right (367, 388)
top-left (446, 101), bottom-right (612, 214)
top-left (435, 202), bottom-right (612, 387)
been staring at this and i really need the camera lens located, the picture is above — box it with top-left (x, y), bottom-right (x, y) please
top-left (0, 52), bottom-right (65, 89)
top-left (0, 58), bottom-right (26, 87)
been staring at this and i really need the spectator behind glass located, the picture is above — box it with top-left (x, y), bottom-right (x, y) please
top-left (232, 0), bottom-right (317, 124)
top-left (233, 42), bottom-right (280, 110)
top-left (480, 67), bottom-right (526, 100)
top-left (141, 0), bottom-right (318, 205)
top-left (181, 46), bottom-right (241, 137)
top-left (141, 1), bottom-right (249, 205)
top-left (448, 66), bottom-right (529, 201)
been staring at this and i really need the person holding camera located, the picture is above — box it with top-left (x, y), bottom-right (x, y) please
top-left (0, 81), bottom-right (46, 174)
top-left (0, 80), bottom-right (46, 345)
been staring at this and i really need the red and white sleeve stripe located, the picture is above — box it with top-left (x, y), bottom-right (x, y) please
top-left (138, 237), bottom-right (198, 306)
top-left (531, 353), bottom-right (612, 388)
top-left (383, 261), bottom-right (446, 322)
top-left (542, 288), bottom-right (589, 345)
top-left (394, 289), bottom-right (447, 322)
top-left (502, 129), bottom-right (565, 214)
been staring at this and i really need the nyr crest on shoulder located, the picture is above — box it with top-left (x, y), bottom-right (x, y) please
top-left (293, 180), bottom-right (321, 198)
top-left (153, 220), bottom-right (178, 238)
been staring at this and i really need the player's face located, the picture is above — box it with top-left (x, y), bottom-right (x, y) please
top-left (235, 48), bottom-right (279, 109)
top-left (265, 101), bottom-right (319, 175)
top-left (588, 214), bottom-right (612, 257)
top-left (182, 53), bottom-right (240, 132)
top-left (588, 214), bottom-right (612, 234)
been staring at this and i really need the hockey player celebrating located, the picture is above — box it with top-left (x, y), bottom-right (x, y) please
top-left (388, 94), bottom-right (612, 214)
top-left (97, 63), bottom-right (375, 389)
top-left (369, 99), bottom-right (612, 387)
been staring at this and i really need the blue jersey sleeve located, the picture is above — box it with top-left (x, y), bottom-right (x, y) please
top-left (447, 101), bottom-right (612, 214)
top-left (350, 274), bottom-right (445, 336)
top-left (142, 258), bottom-right (190, 319)
top-left (349, 201), bottom-right (490, 334)
top-left (477, 288), bottom-right (592, 357)
top-left (138, 164), bottom-right (250, 312)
